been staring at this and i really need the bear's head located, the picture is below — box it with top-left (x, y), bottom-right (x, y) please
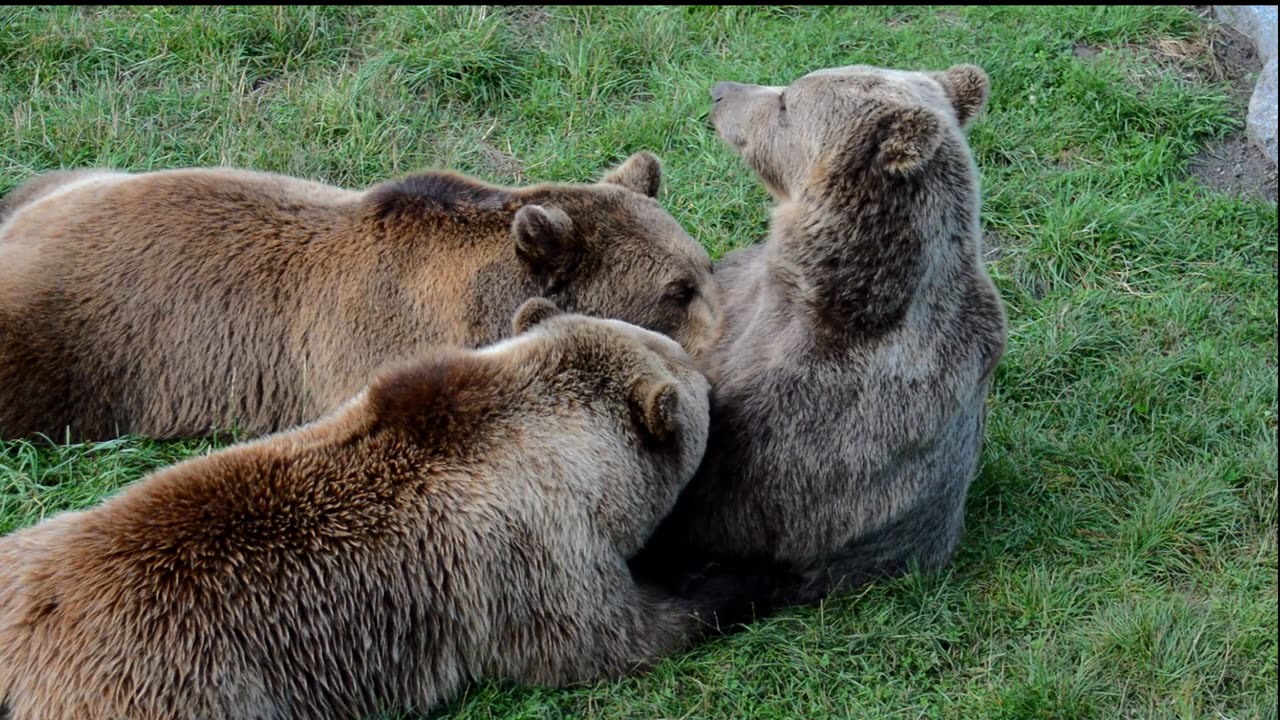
top-left (708, 64), bottom-right (988, 201)
top-left (512, 153), bottom-right (721, 359)
top-left (505, 298), bottom-right (711, 556)
top-left (366, 298), bottom-right (711, 557)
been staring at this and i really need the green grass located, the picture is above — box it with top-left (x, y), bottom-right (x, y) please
top-left (1, 5), bottom-right (1276, 719)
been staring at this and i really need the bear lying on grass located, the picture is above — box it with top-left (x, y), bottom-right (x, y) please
top-left (0, 300), bottom-right (755, 720)
top-left (0, 153), bottom-right (719, 442)
top-left (634, 64), bottom-right (1008, 605)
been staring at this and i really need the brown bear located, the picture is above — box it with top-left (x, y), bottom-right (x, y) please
top-left (0, 153), bottom-right (719, 442)
top-left (0, 300), bottom-right (760, 720)
top-left (632, 64), bottom-right (1009, 606)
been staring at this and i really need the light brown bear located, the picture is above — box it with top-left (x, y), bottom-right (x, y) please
top-left (632, 64), bottom-right (1008, 605)
top-left (0, 153), bottom-right (719, 441)
top-left (0, 300), bottom-right (760, 720)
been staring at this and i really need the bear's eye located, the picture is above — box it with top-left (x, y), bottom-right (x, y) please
top-left (667, 280), bottom-right (698, 306)
top-left (778, 93), bottom-right (787, 113)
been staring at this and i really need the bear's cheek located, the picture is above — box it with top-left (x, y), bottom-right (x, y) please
top-left (709, 108), bottom-right (747, 149)
top-left (744, 145), bottom-right (793, 199)
top-left (677, 306), bottom-right (716, 359)
top-left (683, 283), bottom-right (728, 360)
top-left (711, 96), bottom-right (772, 150)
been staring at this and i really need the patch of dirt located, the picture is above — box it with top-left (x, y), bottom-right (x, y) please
top-left (476, 139), bottom-right (524, 183)
top-left (1129, 27), bottom-right (1252, 91)
top-left (1184, 8), bottom-right (1277, 203)
top-left (982, 227), bottom-right (1049, 299)
top-left (982, 227), bottom-right (1008, 264)
top-left (1053, 147), bottom-right (1093, 170)
top-left (1073, 11), bottom-right (1259, 91)
top-left (1188, 134), bottom-right (1278, 203)
top-left (1198, 17), bottom-right (1262, 102)
top-left (250, 74), bottom-right (281, 94)
top-left (934, 9), bottom-right (965, 27)
top-left (501, 5), bottom-right (548, 43)
top-left (1072, 42), bottom-right (1100, 59)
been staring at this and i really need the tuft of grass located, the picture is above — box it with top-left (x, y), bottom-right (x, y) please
top-left (1, 6), bottom-right (1275, 719)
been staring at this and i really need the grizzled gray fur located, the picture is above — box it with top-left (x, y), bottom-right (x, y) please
top-left (634, 63), bottom-right (1008, 606)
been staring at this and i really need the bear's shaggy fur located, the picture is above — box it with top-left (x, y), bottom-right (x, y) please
top-left (0, 301), bottom-right (748, 720)
top-left (634, 64), bottom-right (1008, 604)
top-left (0, 153), bottom-right (719, 441)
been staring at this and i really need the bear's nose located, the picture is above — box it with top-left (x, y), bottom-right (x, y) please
top-left (711, 81), bottom-right (742, 103)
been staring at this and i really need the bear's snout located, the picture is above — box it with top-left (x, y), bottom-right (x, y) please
top-left (709, 82), bottom-right (752, 145)
top-left (710, 81), bottom-right (745, 103)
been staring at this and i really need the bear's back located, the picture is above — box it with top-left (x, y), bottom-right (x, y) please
top-left (0, 168), bottom-right (374, 439)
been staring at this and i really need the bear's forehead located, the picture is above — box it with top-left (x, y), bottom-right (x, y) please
top-left (543, 316), bottom-right (698, 385)
top-left (530, 314), bottom-right (677, 353)
top-left (598, 317), bottom-right (688, 358)
top-left (800, 64), bottom-right (912, 82)
top-left (604, 204), bottom-right (707, 264)
top-left (795, 66), bottom-right (948, 110)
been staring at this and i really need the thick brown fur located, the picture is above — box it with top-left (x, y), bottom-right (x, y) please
top-left (0, 303), bottom-right (760, 720)
top-left (633, 64), bottom-right (1008, 606)
top-left (0, 153), bottom-right (719, 441)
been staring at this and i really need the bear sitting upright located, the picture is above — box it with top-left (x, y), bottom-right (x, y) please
top-left (0, 153), bottom-right (719, 441)
top-left (634, 64), bottom-right (1008, 605)
top-left (0, 300), bottom-right (755, 720)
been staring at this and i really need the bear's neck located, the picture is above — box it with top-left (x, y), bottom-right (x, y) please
top-left (377, 208), bottom-right (543, 348)
top-left (461, 244), bottom-right (545, 347)
top-left (771, 177), bottom-right (978, 340)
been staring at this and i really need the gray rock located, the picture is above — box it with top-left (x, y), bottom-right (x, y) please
top-left (1215, 5), bottom-right (1277, 164)
top-left (1252, 57), bottom-right (1278, 164)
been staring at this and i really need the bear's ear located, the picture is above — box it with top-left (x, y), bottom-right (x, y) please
top-left (512, 204), bottom-right (579, 277)
top-left (600, 151), bottom-right (662, 198)
top-left (931, 64), bottom-right (989, 128)
top-left (630, 378), bottom-right (680, 444)
top-left (512, 297), bottom-right (563, 334)
top-left (876, 106), bottom-right (943, 174)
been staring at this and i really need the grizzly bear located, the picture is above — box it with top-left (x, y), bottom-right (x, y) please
top-left (633, 64), bottom-right (1008, 605)
top-left (0, 300), bottom-right (759, 720)
top-left (0, 152), bottom-right (719, 441)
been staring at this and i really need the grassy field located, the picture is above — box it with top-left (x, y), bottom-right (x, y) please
top-left (1, 5), bottom-right (1276, 719)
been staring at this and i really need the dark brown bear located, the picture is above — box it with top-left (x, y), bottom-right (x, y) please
top-left (0, 153), bottom-right (718, 441)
